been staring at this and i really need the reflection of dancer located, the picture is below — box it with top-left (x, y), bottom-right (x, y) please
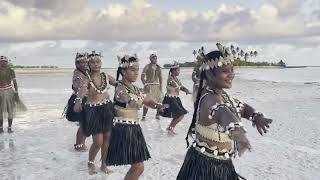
top-left (141, 54), bottom-right (163, 121)
top-left (65, 53), bottom-right (89, 152)
top-left (76, 51), bottom-right (117, 175)
top-left (0, 56), bottom-right (20, 133)
top-left (177, 44), bottom-right (272, 180)
top-left (107, 54), bottom-right (165, 180)
top-left (160, 61), bottom-right (191, 135)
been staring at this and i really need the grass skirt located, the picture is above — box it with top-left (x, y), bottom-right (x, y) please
top-left (177, 147), bottom-right (241, 180)
top-left (81, 101), bottom-right (114, 136)
top-left (64, 94), bottom-right (86, 122)
top-left (107, 123), bottom-right (151, 166)
top-left (144, 85), bottom-right (163, 103)
top-left (0, 88), bottom-right (15, 119)
top-left (160, 96), bottom-right (188, 118)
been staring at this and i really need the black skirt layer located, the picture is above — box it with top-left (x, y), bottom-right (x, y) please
top-left (106, 123), bottom-right (151, 166)
top-left (177, 147), bottom-right (241, 180)
top-left (160, 96), bottom-right (188, 118)
top-left (65, 94), bottom-right (86, 122)
top-left (81, 101), bottom-right (114, 136)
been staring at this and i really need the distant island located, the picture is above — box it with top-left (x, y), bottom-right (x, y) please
top-left (11, 65), bottom-right (59, 69)
top-left (163, 59), bottom-right (288, 68)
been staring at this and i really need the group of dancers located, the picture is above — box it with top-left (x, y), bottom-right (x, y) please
top-left (0, 43), bottom-right (273, 180)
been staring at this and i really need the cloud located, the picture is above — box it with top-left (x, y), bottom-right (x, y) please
top-left (0, 0), bottom-right (318, 44)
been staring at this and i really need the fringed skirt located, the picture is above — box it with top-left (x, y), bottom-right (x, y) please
top-left (64, 94), bottom-right (86, 122)
top-left (144, 84), bottom-right (163, 103)
top-left (0, 88), bottom-right (15, 119)
top-left (81, 101), bottom-right (114, 136)
top-left (160, 96), bottom-right (188, 118)
top-left (107, 122), bottom-right (151, 166)
top-left (177, 147), bottom-right (242, 180)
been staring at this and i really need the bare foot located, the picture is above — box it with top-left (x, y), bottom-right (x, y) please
top-left (88, 161), bottom-right (97, 175)
top-left (155, 115), bottom-right (160, 120)
top-left (74, 144), bottom-right (87, 152)
top-left (101, 165), bottom-right (113, 174)
top-left (8, 127), bottom-right (13, 133)
top-left (141, 116), bottom-right (146, 121)
top-left (166, 127), bottom-right (177, 136)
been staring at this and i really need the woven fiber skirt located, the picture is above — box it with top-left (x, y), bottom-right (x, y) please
top-left (65, 94), bottom-right (87, 122)
top-left (177, 147), bottom-right (242, 180)
top-left (107, 123), bottom-right (151, 166)
top-left (81, 101), bottom-right (114, 136)
top-left (0, 88), bottom-right (15, 119)
top-left (160, 96), bottom-right (188, 118)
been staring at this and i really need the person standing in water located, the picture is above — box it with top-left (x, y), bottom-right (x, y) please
top-left (177, 43), bottom-right (273, 180)
top-left (107, 54), bottom-right (165, 180)
top-left (0, 56), bottom-right (19, 133)
top-left (75, 51), bottom-right (117, 175)
top-left (141, 53), bottom-right (163, 121)
top-left (65, 52), bottom-right (89, 152)
top-left (160, 61), bottom-right (191, 135)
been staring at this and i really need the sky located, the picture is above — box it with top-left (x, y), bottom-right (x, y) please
top-left (0, 0), bottom-right (319, 67)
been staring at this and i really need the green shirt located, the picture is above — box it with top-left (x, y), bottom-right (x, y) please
top-left (0, 68), bottom-right (16, 85)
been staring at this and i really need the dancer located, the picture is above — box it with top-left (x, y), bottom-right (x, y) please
top-left (65, 52), bottom-right (89, 152)
top-left (75, 51), bottom-right (116, 174)
top-left (0, 56), bottom-right (20, 133)
top-left (192, 47), bottom-right (204, 105)
top-left (107, 54), bottom-right (165, 180)
top-left (160, 61), bottom-right (191, 135)
top-left (141, 53), bottom-right (163, 121)
top-left (177, 44), bottom-right (273, 180)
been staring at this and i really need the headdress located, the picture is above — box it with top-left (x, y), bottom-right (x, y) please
top-left (169, 61), bottom-right (180, 69)
top-left (0, 56), bottom-right (9, 62)
top-left (75, 52), bottom-right (88, 62)
top-left (88, 51), bottom-right (102, 61)
top-left (117, 54), bottom-right (139, 68)
top-left (193, 46), bottom-right (205, 61)
top-left (149, 53), bottom-right (157, 59)
top-left (199, 43), bottom-right (233, 71)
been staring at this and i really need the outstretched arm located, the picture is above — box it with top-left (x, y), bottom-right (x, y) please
top-left (234, 98), bottom-right (273, 135)
top-left (108, 75), bottom-right (118, 87)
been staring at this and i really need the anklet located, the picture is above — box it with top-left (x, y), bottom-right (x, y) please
top-left (88, 161), bottom-right (95, 165)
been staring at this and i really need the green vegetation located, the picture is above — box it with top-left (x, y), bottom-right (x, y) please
top-left (164, 59), bottom-right (286, 68)
top-left (11, 65), bottom-right (59, 69)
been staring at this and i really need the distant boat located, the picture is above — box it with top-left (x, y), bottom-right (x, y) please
top-left (284, 66), bottom-right (307, 68)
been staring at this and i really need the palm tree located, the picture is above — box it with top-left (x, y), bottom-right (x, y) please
top-left (244, 52), bottom-right (249, 61)
top-left (254, 51), bottom-right (258, 57)
top-left (240, 50), bottom-right (244, 57)
top-left (250, 51), bottom-right (254, 57)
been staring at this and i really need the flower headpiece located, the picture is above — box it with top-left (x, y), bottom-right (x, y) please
top-left (149, 53), bottom-right (157, 59)
top-left (169, 61), bottom-right (180, 69)
top-left (88, 51), bottom-right (102, 61)
top-left (117, 54), bottom-right (139, 68)
top-left (193, 46), bottom-right (206, 62)
top-left (199, 43), bottom-right (233, 71)
top-left (0, 56), bottom-right (9, 62)
top-left (75, 52), bottom-right (88, 62)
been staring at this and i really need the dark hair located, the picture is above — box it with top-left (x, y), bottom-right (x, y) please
top-left (116, 56), bottom-right (138, 81)
top-left (185, 50), bottom-right (224, 147)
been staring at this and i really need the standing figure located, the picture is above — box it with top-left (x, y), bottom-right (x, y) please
top-left (65, 52), bottom-right (89, 152)
top-left (160, 61), bottom-right (191, 135)
top-left (141, 53), bottom-right (163, 121)
top-left (107, 54), bottom-right (165, 180)
top-left (75, 51), bottom-right (117, 175)
top-left (177, 44), bottom-right (272, 180)
top-left (192, 48), bottom-right (204, 104)
top-left (0, 56), bottom-right (19, 133)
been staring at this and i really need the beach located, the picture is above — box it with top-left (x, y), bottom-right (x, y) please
top-left (0, 68), bottom-right (319, 180)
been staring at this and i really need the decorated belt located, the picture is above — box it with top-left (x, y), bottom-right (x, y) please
top-left (145, 83), bottom-right (160, 85)
top-left (0, 85), bottom-right (13, 90)
top-left (192, 140), bottom-right (234, 160)
top-left (113, 117), bottom-right (140, 125)
top-left (85, 99), bottom-right (111, 107)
